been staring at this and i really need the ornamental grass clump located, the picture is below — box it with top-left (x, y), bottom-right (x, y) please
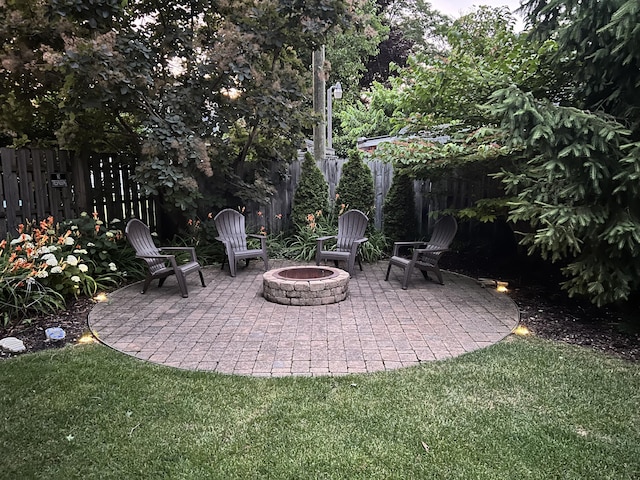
top-left (0, 213), bottom-right (138, 326)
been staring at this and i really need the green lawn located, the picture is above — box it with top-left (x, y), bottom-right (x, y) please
top-left (1, 337), bottom-right (638, 479)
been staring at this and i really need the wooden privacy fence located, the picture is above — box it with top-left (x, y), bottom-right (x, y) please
top-left (2, 148), bottom-right (501, 240)
top-left (245, 152), bottom-right (501, 237)
top-left (0, 148), bottom-right (158, 238)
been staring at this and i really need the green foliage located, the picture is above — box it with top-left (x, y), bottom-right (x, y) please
top-left (457, 197), bottom-right (516, 223)
top-left (0, 0), bottom-right (365, 217)
top-left (291, 152), bottom-right (330, 228)
top-left (382, 170), bottom-right (416, 243)
top-left (334, 81), bottom-right (399, 157)
top-left (283, 210), bottom-right (336, 262)
top-left (358, 227), bottom-right (387, 262)
top-left (524, 0), bottom-right (640, 127)
top-left (0, 214), bottom-right (137, 325)
top-left (491, 87), bottom-right (640, 306)
top-left (334, 149), bottom-right (375, 219)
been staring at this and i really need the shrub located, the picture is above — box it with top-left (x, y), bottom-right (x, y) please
top-left (383, 170), bottom-right (417, 245)
top-left (291, 152), bottom-right (329, 228)
top-left (0, 214), bottom-right (138, 326)
top-left (334, 149), bottom-right (375, 220)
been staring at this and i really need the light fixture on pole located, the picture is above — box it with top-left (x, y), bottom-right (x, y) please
top-left (326, 81), bottom-right (342, 151)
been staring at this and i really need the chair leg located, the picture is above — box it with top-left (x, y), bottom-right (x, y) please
top-left (175, 271), bottom-right (189, 298)
top-left (229, 257), bottom-right (236, 277)
top-left (385, 262), bottom-right (392, 281)
top-left (347, 256), bottom-right (356, 277)
top-left (433, 267), bottom-right (444, 285)
top-left (158, 277), bottom-right (166, 288)
top-left (401, 266), bottom-right (412, 290)
top-left (141, 276), bottom-right (153, 294)
top-left (198, 270), bottom-right (206, 287)
top-left (357, 255), bottom-right (363, 271)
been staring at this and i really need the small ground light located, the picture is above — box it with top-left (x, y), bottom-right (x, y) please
top-left (77, 332), bottom-right (96, 344)
top-left (496, 281), bottom-right (509, 293)
top-left (94, 292), bottom-right (108, 302)
top-left (513, 326), bottom-right (531, 336)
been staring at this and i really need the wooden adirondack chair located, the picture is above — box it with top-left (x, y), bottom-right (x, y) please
top-left (214, 209), bottom-right (269, 277)
top-left (316, 209), bottom-right (369, 276)
top-left (385, 215), bottom-right (458, 289)
top-left (125, 219), bottom-right (206, 298)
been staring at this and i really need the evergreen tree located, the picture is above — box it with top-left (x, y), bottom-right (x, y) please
top-left (291, 152), bottom-right (329, 228)
top-left (335, 149), bottom-right (375, 220)
top-left (383, 170), bottom-right (416, 243)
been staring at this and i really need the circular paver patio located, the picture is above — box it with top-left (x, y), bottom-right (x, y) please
top-left (88, 260), bottom-right (519, 376)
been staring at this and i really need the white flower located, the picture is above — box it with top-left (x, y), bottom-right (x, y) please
top-left (38, 246), bottom-right (51, 255)
top-left (45, 255), bottom-right (59, 267)
top-left (66, 255), bottom-right (79, 266)
top-left (78, 264), bottom-right (89, 273)
top-left (10, 234), bottom-right (32, 245)
top-left (70, 275), bottom-right (81, 283)
top-left (71, 225), bottom-right (78, 231)
top-left (49, 245), bottom-right (58, 252)
top-left (36, 270), bottom-right (49, 278)
top-left (81, 212), bottom-right (88, 217)
top-left (73, 249), bottom-right (88, 254)
top-left (64, 237), bottom-right (75, 246)
top-left (96, 220), bottom-right (104, 225)
top-left (111, 218), bottom-right (121, 223)
top-left (106, 231), bottom-right (114, 238)
top-left (51, 266), bottom-right (63, 274)
top-left (87, 242), bottom-right (95, 247)
top-left (109, 262), bottom-right (117, 272)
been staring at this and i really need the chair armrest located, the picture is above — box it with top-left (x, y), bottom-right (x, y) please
top-left (160, 246), bottom-right (197, 262)
top-left (248, 234), bottom-right (267, 249)
top-left (349, 237), bottom-right (368, 253)
top-left (412, 246), bottom-right (449, 260)
top-left (316, 235), bottom-right (337, 249)
top-left (137, 254), bottom-right (175, 260)
top-left (391, 241), bottom-right (426, 257)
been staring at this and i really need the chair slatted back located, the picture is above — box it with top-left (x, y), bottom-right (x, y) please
top-left (125, 219), bottom-right (165, 274)
top-left (419, 216), bottom-right (457, 262)
top-left (214, 209), bottom-right (248, 252)
top-left (336, 210), bottom-right (368, 251)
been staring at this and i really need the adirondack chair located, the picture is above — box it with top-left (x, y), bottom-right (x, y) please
top-left (214, 209), bottom-right (269, 277)
top-left (125, 219), bottom-right (206, 298)
top-left (316, 209), bottom-right (369, 276)
top-left (385, 215), bottom-right (458, 289)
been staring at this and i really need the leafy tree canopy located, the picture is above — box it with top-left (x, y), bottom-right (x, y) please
top-left (0, 0), bottom-right (366, 214)
top-left (370, 1), bottom-right (640, 305)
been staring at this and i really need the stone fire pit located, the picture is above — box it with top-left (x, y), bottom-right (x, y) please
top-left (263, 266), bottom-right (349, 306)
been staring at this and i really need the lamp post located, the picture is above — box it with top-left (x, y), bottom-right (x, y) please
top-left (326, 81), bottom-right (342, 151)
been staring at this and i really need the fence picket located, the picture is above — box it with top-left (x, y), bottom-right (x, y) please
top-left (2, 148), bottom-right (501, 240)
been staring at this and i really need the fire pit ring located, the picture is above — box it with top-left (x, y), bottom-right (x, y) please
top-left (263, 266), bottom-right (349, 305)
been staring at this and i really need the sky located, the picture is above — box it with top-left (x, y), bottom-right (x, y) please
top-left (428, 0), bottom-right (525, 30)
